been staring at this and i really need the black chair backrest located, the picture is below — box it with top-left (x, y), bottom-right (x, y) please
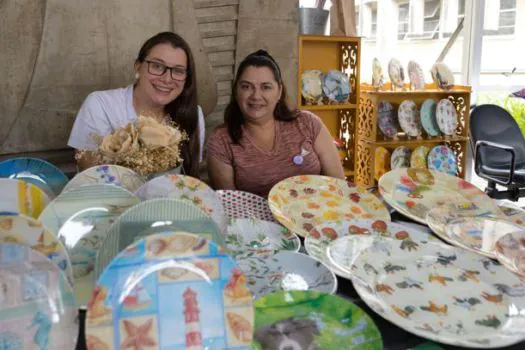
top-left (470, 104), bottom-right (525, 168)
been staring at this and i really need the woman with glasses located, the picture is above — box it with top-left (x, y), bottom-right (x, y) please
top-left (68, 31), bottom-right (204, 177)
top-left (206, 50), bottom-right (344, 198)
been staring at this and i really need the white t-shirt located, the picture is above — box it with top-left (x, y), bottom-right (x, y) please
top-left (68, 85), bottom-right (205, 161)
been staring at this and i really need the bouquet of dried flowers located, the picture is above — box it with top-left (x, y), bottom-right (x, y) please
top-left (76, 116), bottom-right (187, 177)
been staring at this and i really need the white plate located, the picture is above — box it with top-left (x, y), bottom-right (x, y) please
top-left (63, 164), bottom-right (145, 194)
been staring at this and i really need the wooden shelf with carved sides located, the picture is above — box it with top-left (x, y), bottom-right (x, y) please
top-left (297, 35), bottom-right (361, 180)
top-left (355, 83), bottom-right (471, 187)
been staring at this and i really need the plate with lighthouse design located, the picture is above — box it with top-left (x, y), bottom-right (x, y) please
top-left (86, 231), bottom-right (254, 349)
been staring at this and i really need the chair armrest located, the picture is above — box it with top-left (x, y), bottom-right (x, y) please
top-left (475, 140), bottom-right (516, 185)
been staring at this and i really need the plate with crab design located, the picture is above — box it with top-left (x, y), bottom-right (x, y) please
top-left (63, 164), bottom-right (145, 194)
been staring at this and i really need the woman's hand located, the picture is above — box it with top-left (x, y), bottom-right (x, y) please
top-left (314, 124), bottom-right (345, 179)
top-left (207, 156), bottom-right (236, 190)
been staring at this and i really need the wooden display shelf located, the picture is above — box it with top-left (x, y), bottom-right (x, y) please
top-left (374, 135), bottom-right (468, 147)
top-left (299, 103), bottom-right (357, 111)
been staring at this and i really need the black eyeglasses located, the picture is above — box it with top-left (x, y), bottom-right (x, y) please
top-left (145, 60), bottom-right (188, 80)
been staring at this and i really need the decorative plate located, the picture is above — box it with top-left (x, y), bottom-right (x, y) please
top-left (498, 201), bottom-right (525, 228)
top-left (0, 157), bottom-right (68, 198)
top-left (427, 145), bottom-right (457, 176)
top-left (0, 214), bottom-right (73, 285)
top-left (377, 101), bottom-right (398, 139)
top-left (366, 186), bottom-right (395, 214)
top-left (431, 63), bottom-right (455, 90)
top-left (322, 70), bottom-right (351, 103)
top-left (268, 175), bottom-right (390, 238)
top-left (62, 164), bottom-right (145, 194)
top-left (495, 231), bottom-right (525, 277)
top-left (398, 100), bottom-right (422, 137)
top-left (372, 57), bottom-right (384, 89)
top-left (374, 147), bottom-right (391, 180)
top-left (436, 99), bottom-right (458, 135)
top-left (378, 168), bottom-right (500, 225)
top-left (301, 70), bottom-right (324, 104)
top-left (236, 251), bottom-right (337, 299)
top-left (410, 146), bottom-right (430, 169)
top-left (224, 218), bottom-right (299, 259)
top-left (38, 184), bottom-right (140, 307)
top-left (86, 232), bottom-right (254, 349)
top-left (305, 219), bottom-right (434, 277)
top-left (0, 179), bottom-right (51, 218)
top-left (390, 146), bottom-right (411, 170)
top-left (420, 99), bottom-right (440, 137)
top-left (253, 291), bottom-right (383, 350)
top-left (407, 61), bottom-right (425, 90)
top-left (329, 235), bottom-right (525, 348)
top-left (0, 243), bottom-right (78, 349)
top-left (95, 198), bottom-right (223, 277)
top-left (388, 58), bottom-right (405, 89)
top-left (216, 190), bottom-right (276, 222)
top-left (134, 174), bottom-right (227, 235)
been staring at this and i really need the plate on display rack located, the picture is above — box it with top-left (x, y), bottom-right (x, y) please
top-left (497, 201), bottom-right (525, 228)
top-left (427, 145), bottom-right (457, 176)
top-left (0, 214), bottom-right (73, 285)
top-left (134, 174), bottom-right (227, 235)
top-left (420, 99), bottom-right (440, 137)
top-left (216, 190), bottom-right (276, 222)
top-left (431, 62), bottom-right (455, 90)
top-left (268, 175), bottom-right (390, 238)
top-left (322, 70), bottom-right (351, 103)
top-left (377, 101), bottom-right (398, 139)
top-left (378, 168), bottom-right (501, 225)
top-left (0, 243), bottom-right (78, 349)
top-left (86, 232), bottom-right (254, 349)
top-left (328, 235), bottom-right (525, 348)
top-left (0, 157), bottom-right (68, 198)
top-left (495, 231), bottom-right (525, 277)
top-left (236, 251), bottom-right (337, 299)
top-left (436, 99), bottom-right (458, 135)
top-left (407, 60), bottom-right (425, 90)
top-left (0, 178), bottom-right (51, 218)
top-left (390, 146), bottom-right (411, 170)
top-left (398, 100), bottom-right (422, 137)
top-left (388, 58), bottom-right (405, 89)
top-left (372, 57), bottom-right (384, 89)
top-left (304, 219), bottom-right (434, 277)
top-left (38, 184), bottom-right (140, 307)
top-left (252, 290), bottom-right (383, 350)
top-left (301, 70), bottom-right (324, 105)
top-left (374, 147), bottom-right (391, 181)
top-left (410, 146), bottom-right (430, 169)
top-left (62, 164), bottom-right (145, 194)
top-left (224, 218), bottom-right (300, 258)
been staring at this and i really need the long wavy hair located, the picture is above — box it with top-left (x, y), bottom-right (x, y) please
top-left (136, 32), bottom-right (200, 177)
top-left (224, 50), bottom-right (295, 144)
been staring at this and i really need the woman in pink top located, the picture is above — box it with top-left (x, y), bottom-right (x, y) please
top-left (207, 50), bottom-right (344, 197)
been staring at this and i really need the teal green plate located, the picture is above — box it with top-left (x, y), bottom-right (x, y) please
top-left (253, 290), bottom-right (383, 350)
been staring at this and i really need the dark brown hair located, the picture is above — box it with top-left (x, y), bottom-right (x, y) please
top-left (224, 50), bottom-right (295, 144)
top-left (136, 32), bottom-right (200, 177)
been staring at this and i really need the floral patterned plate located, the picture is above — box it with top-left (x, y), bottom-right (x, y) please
top-left (86, 232), bottom-right (254, 349)
top-left (410, 146), bottom-right (430, 169)
top-left (63, 164), bottom-right (145, 194)
top-left (407, 61), bottom-right (425, 90)
top-left (495, 231), bottom-right (525, 277)
top-left (427, 145), bottom-right (457, 176)
top-left (497, 201), bottom-right (525, 228)
top-left (236, 251), bottom-right (336, 299)
top-left (322, 70), bottom-right (351, 103)
top-left (0, 214), bottom-right (73, 285)
top-left (253, 291), bottom-right (382, 350)
top-left (268, 175), bottom-right (390, 238)
top-left (390, 146), bottom-right (411, 169)
top-left (374, 147), bottom-right (391, 180)
top-left (377, 101), bottom-right (398, 139)
top-left (420, 99), bottom-right (440, 137)
top-left (378, 168), bottom-right (500, 225)
top-left (0, 179), bottom-right (51, 218)
top-left (398, 100), bottom-right (421, 137)
top-left (301, 70), bottom-right (324, 104)
top-left (436, 99), bottom-right (458, 135)
top-left (216, 190), bottom-right (275, 222)
top-left (224, 218), bottom-right (300, 259)
top-left (305, 219), bottom-right (434, 277)
top-left (431, 63), bottom-right (455, 90)
top-left (388, 58), bottom-right (405, 89)
top-left (134, 174), bottom-right (227, 235)
top-left (372, 57), bottom-right (384, 89)
top-left (38, 184), bottom-right (140, 307)
top-left (0, 243), bottom-right (78, 349)
top-left (328, 235), bottom-right (525, 348)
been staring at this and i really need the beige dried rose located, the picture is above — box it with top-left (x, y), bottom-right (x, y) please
top-left (99, 123), bottom-right (139, 155)
top-left (138, 115), bottom-right (187, 150)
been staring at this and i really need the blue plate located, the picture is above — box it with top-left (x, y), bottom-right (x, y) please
top-left (322, 70), bottom-right (351, 103)
top-left (0, 157), bottom-right (68, 198)
top-left (420, 99), bottom-right (440, 137)
top-left (427, 145), bottom-right (457, 176)
top-left (86, 232), bottom-right (254, 349)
